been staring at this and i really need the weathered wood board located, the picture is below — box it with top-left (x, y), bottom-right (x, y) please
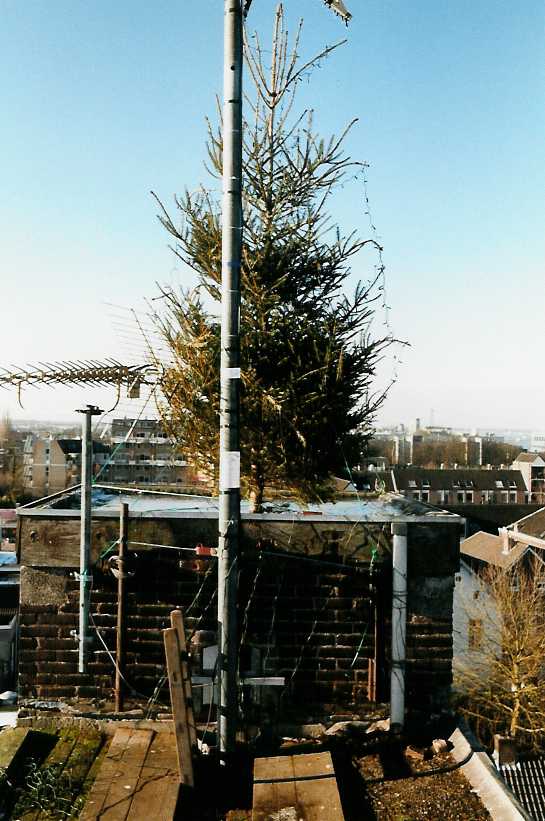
top-left (79, 728), bottom-right (179, 821)
top-left (252, 752), bottom-right (344, 821)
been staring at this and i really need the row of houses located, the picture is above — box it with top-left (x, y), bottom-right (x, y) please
top-left (356, 452), bottom-right (545, 506)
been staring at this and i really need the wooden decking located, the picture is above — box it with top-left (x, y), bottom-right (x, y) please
top-left (80, 728), bottom-right (180, 820)
top-left (252, 751), bottom-right (344, 820)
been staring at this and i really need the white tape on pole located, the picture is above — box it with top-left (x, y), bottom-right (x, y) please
top-left (222, 367), bottom-right (241, 379)
top-left (219, 451), bottom-right (241, 490)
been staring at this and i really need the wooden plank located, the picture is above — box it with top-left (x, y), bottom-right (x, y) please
top-left (170, 608), bottom-right (197, 748)
top-left (79, 728), bottom-right (134, 821)
top-left (62, 730), bottom-right (104, 791)
top-left (252, 753), bottom-right (343, 821)
top-left (253, 756), bottom-right (297, 821)
top-left (164, 626), bottom-right (194, 786)
top-left (126, 732), bottom-right (179, 820)
top-left (98, 729), bottom-right (154, 821)
top-left (292, 752), bottom-right (344, 821)
top-left (0, 727), bottom-right (30, 772)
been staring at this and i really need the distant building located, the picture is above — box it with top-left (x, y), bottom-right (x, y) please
top-left (100, 418), bottom-right (188, 487)
top-left (453, 506), bottom-right (545, 688)
top-left (530, 432), bottom-right (545, 453)
top-left (354, 467), bottom-right (528, 506)
top-left (462, 436), bottom-right (483, 467)
top-left (22, 436), bottom-right (110, 498)
top-left (511, 452), bottom-right (545, 504)
top-left (0, 509), bottom-right (16, 547)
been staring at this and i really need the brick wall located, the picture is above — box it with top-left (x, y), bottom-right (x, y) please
top-left (18, 551), bottom-right (379, 710)
top-left (18, 519), bottom-right (459, 717)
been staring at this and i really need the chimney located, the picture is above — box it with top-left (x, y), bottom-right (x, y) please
top-left (416, 417), bottom-right (421, 431)
top-left (492, 734), bottom-right (517, 768)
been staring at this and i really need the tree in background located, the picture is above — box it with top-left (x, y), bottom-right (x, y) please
top-left (481, 439), bottom-right (519, 467)
top-left (412, 438), bottom-right (467, 468)
top-left (0, 412), bottom-right (24, 504)
top-left (456, 558), bottom-right (545, 753)
top-left (152, 8), bottom-right (395, 509)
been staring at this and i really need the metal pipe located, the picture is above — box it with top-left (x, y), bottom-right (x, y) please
top-left (115, 502), bottom-right (128, 712)
top-left (218, 0), bottom-right (243, 759)
top-left (390, 522), bottom-right (408, 732)
top-left (76, 404), bottom-right (102, 673)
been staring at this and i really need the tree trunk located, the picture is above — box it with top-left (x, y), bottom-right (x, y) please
top-left (249, 471), bottom-right (265, 513)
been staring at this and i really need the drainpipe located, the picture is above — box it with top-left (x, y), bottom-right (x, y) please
top-left (390, 522), bottom-right (408, 732)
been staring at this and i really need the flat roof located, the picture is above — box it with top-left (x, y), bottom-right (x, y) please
top-left (17, 485), bottom-right (461, 524)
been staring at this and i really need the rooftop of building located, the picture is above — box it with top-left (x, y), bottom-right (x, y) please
top-left (512, 452), bottom-right (545, 464)
top-left (388, 467), bottom-right (527, 492)
top-left (460, 531), bottom-right (528, 569)
top-left (56, 439), bottom-right (110, 455)
top-left (17, 484), bottom-right (461, 523)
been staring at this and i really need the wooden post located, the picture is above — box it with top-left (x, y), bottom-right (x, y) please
top-left (164, 627), bottom-right (194, 786)
top-left (115, 503), bottom-right (128, 713)
top-left (170, 609), bottom-right (197, 748)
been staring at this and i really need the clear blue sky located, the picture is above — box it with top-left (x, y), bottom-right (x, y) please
top-left (1, 0), bottom-right (544, 431)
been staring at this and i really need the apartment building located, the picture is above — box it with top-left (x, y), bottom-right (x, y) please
top-left (101, 418), bottom-right (188, 486)
top-left (22, 436), bottom-right (110, 498)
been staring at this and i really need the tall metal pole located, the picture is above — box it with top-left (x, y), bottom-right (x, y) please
top-left (390, 522), bottom-right (408, 732)
top-left (218, 0), bottom-right (243, 758)
top-left (115, 502), bottom-right (129, 712)
top-left (76, 404), bottom-right (102, 673)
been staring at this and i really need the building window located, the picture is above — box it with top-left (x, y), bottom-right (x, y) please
top-left (510, 492), bottom-right (517, 503)
top-left (466, 491), bottom-right (473, 503)
top-left (422, 491), bottom-right (429, 502)
top-left (468, 618), bottom-right (483, 650)
top-left (457, 492), bottom-right (464, 503)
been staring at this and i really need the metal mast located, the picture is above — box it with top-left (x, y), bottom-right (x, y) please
top-left (218, 0), bottom-right (243, 759)
top-left (217, 0), bottom-right (352, 759)
top-left (76, 404), bottom-right (103, 673)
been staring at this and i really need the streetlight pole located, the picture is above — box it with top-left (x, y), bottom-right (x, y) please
top-left (218, 0), bottom-right (243, 759)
